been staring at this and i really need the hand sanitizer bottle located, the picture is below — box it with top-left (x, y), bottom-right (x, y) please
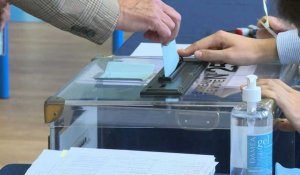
top-left (230, 75), bottom-right (273, 175)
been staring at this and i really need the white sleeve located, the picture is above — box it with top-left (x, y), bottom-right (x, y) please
top-left (276, 29), bottom-right (300, 64)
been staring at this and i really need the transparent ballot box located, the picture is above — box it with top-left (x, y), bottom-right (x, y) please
top-left (45, 56), bottom-right (300, 173)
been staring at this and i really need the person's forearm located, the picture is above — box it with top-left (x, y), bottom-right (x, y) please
top-left (277, 29), bottom-right (300, 64)
top-left (10, 0), bottom-right (119, 44)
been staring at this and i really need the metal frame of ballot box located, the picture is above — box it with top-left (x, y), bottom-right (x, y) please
top-left (44, 56), bottom-right (300, 173)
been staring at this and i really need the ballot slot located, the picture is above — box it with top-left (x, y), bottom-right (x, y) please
top-left (158, 56), bottom-right (184, 82)
top-left (140, 57), bottom-right (208, 97)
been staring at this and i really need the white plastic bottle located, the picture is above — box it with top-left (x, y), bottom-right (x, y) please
top-left (230, 75), bottom-right (273, 175)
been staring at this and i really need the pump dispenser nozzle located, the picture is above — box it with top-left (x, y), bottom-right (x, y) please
top-left (242, 75), bottom-right (261, 113)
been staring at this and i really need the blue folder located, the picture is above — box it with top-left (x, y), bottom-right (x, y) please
top-left (0, 25), bottom-right (9, 99)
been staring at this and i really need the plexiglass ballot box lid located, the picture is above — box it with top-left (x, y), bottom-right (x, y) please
top-left (45, 56), bottom-right (300, 130)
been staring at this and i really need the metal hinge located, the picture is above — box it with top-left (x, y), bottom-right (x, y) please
top-left (44, 96), bottom-right (65, 123)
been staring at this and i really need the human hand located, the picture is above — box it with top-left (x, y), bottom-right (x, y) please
top-left (257, 79), bottom-right (300, 133)
top-left (256, 16), bottom-right (294, 39)
top-left (274, 118), bottom-right (296, 132)
top-left (117, 0), bottom-right (181, 44)
top-left (0, 1), bottom-right (9, 30)
top-left (178, 31), bottom-right (278, 65)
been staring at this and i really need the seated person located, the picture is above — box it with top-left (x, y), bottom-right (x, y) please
top-left (178, 0), bottom-right (300, 132)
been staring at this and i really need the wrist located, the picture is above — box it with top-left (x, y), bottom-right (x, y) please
top-left (116, 0), bottom-right (124, 30)
top-left (256, 38), bottom-right (278, 63)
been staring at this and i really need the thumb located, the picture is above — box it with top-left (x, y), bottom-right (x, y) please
top-left (195, 50), bottom-right (227, 63)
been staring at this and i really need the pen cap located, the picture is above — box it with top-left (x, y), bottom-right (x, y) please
top-left (242, 75), bottom-right (261, 103)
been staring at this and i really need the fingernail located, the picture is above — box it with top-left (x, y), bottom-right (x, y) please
top-left (195, 51), bottom-right (202, 57)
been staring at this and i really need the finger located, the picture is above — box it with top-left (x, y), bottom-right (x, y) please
top-left (259, 81), bottom-right (285, 97)
top-left (161, 13), bottom-right (175, 32)
top-left (273, 79), bottom-right (294, 92)
top-left (259, 86), bottom-right (278, 100)
top-left (152, 19), bottom-right (172, 44)
top-left (240, 84), bottom-right (246, 91)
top-left (0, 5), bottom-right (9, 30)
top-left (259, 81), bottom-right (290, 107)
top-left (162, 2), bottom-right (181, 28)
top-left (178, 34), bottom-right (222, 57)
top-left (274, 118), bottom-right (296, 132)
top-left (162, 2), bottom-right (181, 24)
top-left (3, 6), bottom-right (9, 20)
top-left (177, 48), bottom-right (190, 57)
top-left (257, 16), bottom-right (277, 28)
top-left (257, 16), bottom-right (289, 33)
top-left (194, 49), bottom-right (229, 63)
top-left (257, 16), bottom-right (268, 28)
top-left (258, 79), bottom-right (292, 93)
top-left (162, 2), bottom-right (181, 41)
top-left (144, 31), bottom-right (161, 43)
top-left (257, 79), bottom-right (274, 87)
top-left (257, 79), bottom-right (271, 88)
top-left (256, 29), bottom-right (273, 39)
top-left (268, 16), bottom-right (288, 32)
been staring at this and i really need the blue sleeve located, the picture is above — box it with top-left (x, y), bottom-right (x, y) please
top-left (276, 29), bottom-right (300, 64)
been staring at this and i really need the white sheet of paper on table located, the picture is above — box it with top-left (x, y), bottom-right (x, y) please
top-left (225, 65), bottom-right (257, 88)
top-left (25, 150), bottom-right (64, 175)
top-left (100, 61), bottom-right (155, 81)
top-left (25, 148), bottom-right (218, 175)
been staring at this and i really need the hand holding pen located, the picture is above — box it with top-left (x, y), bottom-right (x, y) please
top-left (256, 16), bottom-right (294, 39)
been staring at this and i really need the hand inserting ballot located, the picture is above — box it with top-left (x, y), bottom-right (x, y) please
top-left (117, 0), bottom-right (181, 45)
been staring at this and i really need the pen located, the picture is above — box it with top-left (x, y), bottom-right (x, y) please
top-left (234, 25), bottom-right (258, 38)
top-left (259, 20), bottom-right (277, 38)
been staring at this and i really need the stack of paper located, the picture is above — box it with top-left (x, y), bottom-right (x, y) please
top-left (26, 148), bottom-right (218, 175)
top-left (100, 62), bottom-right (155, 81)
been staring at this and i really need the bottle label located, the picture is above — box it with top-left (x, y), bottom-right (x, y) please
top-left (247, 132), bottom-right (272, 175)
